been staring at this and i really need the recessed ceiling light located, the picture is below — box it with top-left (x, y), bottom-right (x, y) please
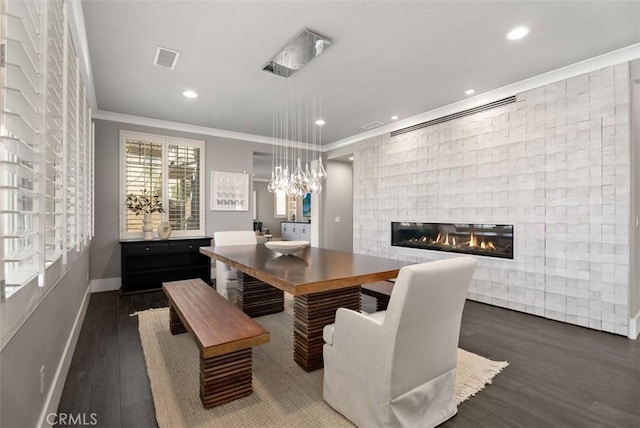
top-left (506, 26), bottom-right (530, 41)
top-left (348, 156), bottom-right (354, 161)
top-left (182, 90), bottom-right (198, 99)
top-left (315, 119), bottom-right (325, 126)
top-left (464, 89), bottom-right (475, 95)
top-left (390, 115), bottom-right (399, 120)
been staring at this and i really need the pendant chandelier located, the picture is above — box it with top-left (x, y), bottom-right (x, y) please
top-left (263, 29), bottom-right (331, 197)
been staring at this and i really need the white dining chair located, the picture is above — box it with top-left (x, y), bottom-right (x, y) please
top-left (213, 231), bottom-right (257, 300)
top-left (323, 257), bottom-right (477, 428)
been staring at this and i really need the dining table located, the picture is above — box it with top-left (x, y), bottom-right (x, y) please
top-left (200, 244), bottom-right (410, 371)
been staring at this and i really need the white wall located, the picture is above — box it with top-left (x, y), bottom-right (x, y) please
top-left (353, 64), bottom-right (632, 336)
top-left (323, 160), bottom-right (354, 252)
top-left (0, 249), bottom-right (91, 427)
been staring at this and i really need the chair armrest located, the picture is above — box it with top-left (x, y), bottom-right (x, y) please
top-left (329, 308), bottom-right (384, 349)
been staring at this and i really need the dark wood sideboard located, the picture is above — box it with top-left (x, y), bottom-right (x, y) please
top-left (120, 237), bottom-right (213, 294)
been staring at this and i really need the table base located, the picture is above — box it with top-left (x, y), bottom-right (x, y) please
top-left (237, 272), bottom-right (284, 317)
top-left (293, 286), bottom-right (361, 371)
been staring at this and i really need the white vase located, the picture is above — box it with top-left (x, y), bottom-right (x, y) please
top-left (142, 213), bottom-right (154, 240)
top-left (158, 221), bottom-right (172, 240)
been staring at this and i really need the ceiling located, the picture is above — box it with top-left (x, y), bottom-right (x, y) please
top-left (82, 1), bottom-right (640, 146)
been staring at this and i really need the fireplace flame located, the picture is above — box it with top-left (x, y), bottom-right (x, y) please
top-left (414, 232), bottom-right (500, 252)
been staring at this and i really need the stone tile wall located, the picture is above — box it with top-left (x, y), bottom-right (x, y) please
top-left (353, 63), bottom-right (631, 335)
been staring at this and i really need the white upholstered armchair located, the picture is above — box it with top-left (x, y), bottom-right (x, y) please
top-left (323, 257), bottom-right (477, 428)
top-left (213, 231), bottom-right (257, 299)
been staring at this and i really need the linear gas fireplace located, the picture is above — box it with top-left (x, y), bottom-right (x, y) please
top-left (391, 222), bottom-right (514, 259)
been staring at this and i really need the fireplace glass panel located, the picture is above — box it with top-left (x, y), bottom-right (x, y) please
top-left (391, 222), bottom-right (514, 259)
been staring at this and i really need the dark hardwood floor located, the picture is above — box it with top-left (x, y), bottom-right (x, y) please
top-left (57, 290), bottom-right (640, 428)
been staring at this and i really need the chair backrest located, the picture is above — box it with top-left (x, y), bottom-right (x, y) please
top-left (382, 257), bottom-right (476, 398)
top-left (213, 231), bottom-right (257, 246)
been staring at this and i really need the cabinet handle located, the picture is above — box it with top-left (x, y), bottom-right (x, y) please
top-left (145, 247), bottom-right (150, 251)
top-left (189, 245), bottom-right (193, 249)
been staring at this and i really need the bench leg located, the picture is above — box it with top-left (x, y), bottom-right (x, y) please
top-left (236, 272), bottom-right (284, 317)
top-left (376, 297), bottom-right (390, 312)
top-left (293, 286), bottom-right (361, 371)
top-left (169, 305), bottom-right (187, 335)
top-left (200, 348), bottom-right (253, 408)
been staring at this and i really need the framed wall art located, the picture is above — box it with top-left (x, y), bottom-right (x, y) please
top-left (211, 171), bottom-right (249, 211)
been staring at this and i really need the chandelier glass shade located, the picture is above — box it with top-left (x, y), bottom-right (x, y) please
top-left (264, 30), bottom-right (330, 197)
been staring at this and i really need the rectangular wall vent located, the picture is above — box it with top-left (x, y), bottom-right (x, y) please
top-left (390, 96), bottom-right (516, 137)
top-left (154, 47), bottom-right (180, 69)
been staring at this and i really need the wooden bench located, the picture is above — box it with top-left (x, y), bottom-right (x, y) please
top-left (162, 278), bottom-right (270, 408)
top-left (361, 280), bottom-right (395, 311)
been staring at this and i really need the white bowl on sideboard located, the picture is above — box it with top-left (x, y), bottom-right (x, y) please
top-left (265, 240), bottom-right (309, 256)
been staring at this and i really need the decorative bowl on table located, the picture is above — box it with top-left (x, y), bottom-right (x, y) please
top-left (265, 240), bottom-right (309, 256)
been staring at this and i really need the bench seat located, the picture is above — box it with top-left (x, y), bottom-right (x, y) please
top-left (163, 278), bottom-right (269, 408)
top-left (361, 280), bottom-right (395, 311)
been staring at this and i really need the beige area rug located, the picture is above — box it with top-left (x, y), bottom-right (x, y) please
top-left (136, 306), bottom-right (508, 428)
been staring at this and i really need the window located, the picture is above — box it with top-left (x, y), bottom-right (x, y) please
top-left (0, 0), bottom-right (94, 309)
top-left (120, 131), bottom-right (205, 239)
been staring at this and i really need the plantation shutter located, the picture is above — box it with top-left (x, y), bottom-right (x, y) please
top-left (120, 132), bottom-right (204, 239)
top-left (44, 0), bottom-right (64, 264)
top-left (123, 136), bottom-right (163, 232)
top-left (83, 98), bottom-right (92, 244)
top-left (77, 83), bottom-right (85, 248)
top-left (166, 141), bottom-right (201, 231)
top-left (0, 0), bottom-right (44, 296)
top-left (62, 15), bottom-right (77, 258)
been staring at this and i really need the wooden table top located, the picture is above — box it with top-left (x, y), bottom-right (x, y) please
top-left (200, 245), bottom-right (410, 295)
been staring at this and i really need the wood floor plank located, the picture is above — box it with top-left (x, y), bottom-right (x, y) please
top-left (120, 399), bottom-right (156, 428)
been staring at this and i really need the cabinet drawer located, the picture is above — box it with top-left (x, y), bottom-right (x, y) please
top-left (169, 241), bottom-right (201, 253)
top-left (124, 243), bottom-right (170, 256)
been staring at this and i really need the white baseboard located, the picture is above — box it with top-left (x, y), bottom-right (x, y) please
top-left (37, 286), bottom-right (91, 428)
top-left (629, 310), bottom-right (640, 340)
top-left (90, 277), bottom-right (121, 293)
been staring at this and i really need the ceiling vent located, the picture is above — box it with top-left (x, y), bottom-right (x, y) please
top-left (361, 121), bottom-right (385, 130)
top-left (153, 47), bottom-right (180, 69)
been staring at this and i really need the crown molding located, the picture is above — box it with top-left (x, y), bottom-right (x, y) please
top-left (324, 42), bottom-right (640, 152)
